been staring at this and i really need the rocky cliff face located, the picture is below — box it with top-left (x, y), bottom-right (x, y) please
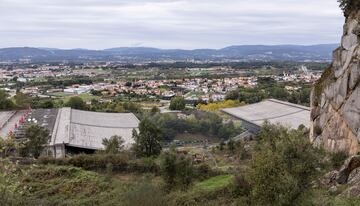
top-left (310, 9), bottom-right (360, 155)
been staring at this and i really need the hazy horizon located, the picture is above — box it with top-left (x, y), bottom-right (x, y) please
top-left (0, 0), bottom-right (344, 50)
top-left (0, 43), bottom-right (339, 51)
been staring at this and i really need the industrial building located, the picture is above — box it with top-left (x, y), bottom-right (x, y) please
top-left (222, 99), bottom-right (310, 133)
top-left (0, 108), bottom-right (140, 158)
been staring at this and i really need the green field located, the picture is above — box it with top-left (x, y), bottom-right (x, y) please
top-left (49, 92), bottom-right (100, 103)
top-left (63, 93), bottom-right (100, 102)
top-left (192, 175), bottom-right (233, 192)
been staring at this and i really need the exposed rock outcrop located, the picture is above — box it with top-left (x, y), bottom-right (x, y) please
top-left (310, 9), bottom-right (360, 155)
top-left (338, 155), bottom-right (360, 184)
top-left (321, 156), bottom-right (360, 198)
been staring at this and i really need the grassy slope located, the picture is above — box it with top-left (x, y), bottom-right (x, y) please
top-left (1, 159), bottom-right (237, 206)
top-left (1, 162), bottom-right (138, 206)
top-left (192, 175), bottom-right (233, 192)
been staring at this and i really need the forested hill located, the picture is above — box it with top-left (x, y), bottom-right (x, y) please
top-left (0, 44), bottom-right (338, 62)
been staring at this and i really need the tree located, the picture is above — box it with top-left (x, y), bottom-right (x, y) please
top-left (66, 96), bottom-right (87, 110)
top-left (338, 0), bottom-right (359, 14)
top-left (150, 106), bottom-right (160, 114)
top-left (132, 118), bottom-right (162, 157)
top-left (123, 102), bottom-right (142, 113)
top-left (32, 98), bottom-right (55, 109)
top-left (338, 0), bottom-right (349, 10)
top-left (0, 90), bottom-right (15, 110)
top-left (102, 135), bottom-right (125, 154)
top-left (218, 121), bottom-right (239, 139)
top-left (247, 123), bottom-right (321, 205)
top-left (114, 104), bottom-right (125, 113)
top-left (14, 92), bottom-right (32, 109)
top-left (227, 139), bottom-right (236, 154)
top-left (161, 151), bottom-right (177, 189)
top-left (19, 125), bottom-right (49, 158)
top-left (160, 151), bottom-right (194, 191)
top-left (219, 141), bottom-right (225, 151)
top-left (225, 90), bottom-right (239, 100)
top-left (90, 89), bottom-right (102, 96)
top-left (40, 100), bottom-right (54, 109)
top-left (169, 96), bottom-right (185, 110)
top-left (175, 155), bottom-right (194, 191)
top-left (0, 135), bottom-right (16, 158)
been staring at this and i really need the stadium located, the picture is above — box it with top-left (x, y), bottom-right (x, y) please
top-left (0, 108), bottom-right (140, 158)
top-left (222, 99), bottom-right (310, 133)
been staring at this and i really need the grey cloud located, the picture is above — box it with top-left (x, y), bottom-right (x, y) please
top-left (0, 0), bottom-right (344, 49)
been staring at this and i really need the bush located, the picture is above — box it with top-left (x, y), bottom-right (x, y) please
top-left (168, 186), bottom-right (233, 206)
top-left (128, 157), bottom-right (160, 174)
top-left (160, 152), bottom-right (194, 191)
top-left (102, 135), bottom-right (125, 154)
top-left (169, 96), bottom-right (186, 110)
top-left (39, 154), bottom-right (160, 174)
top-left (38, 154), bottom-right (160, 174)
top-left (248, 123), bottom-right (322, 205)
top-left (233, 174), bottom-right (251, 197)
top-left (121, 182), bottom-right (168, 206)
top-left (197, 100), bottom-right (243, 111)
top-left (132, 118), bottom-right (163, 157)
top-left (66, 96), bottom-right (87, 110)
top-left (193, 163), bottom-right (218, 180)
top-left (338, 0), bottom-right (360, 16)
top-left (330, 151), bottom-right (348, 170)
top-left (67, 154), bottom-right (129, 170)
top-left (176, 155), bottom-right (194, 191)
top-left (19, 124), bottom-right (49, 158)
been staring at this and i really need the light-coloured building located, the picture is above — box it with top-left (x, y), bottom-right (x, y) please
top-left (50, 108), bottom-right (139, 158)
top-left (0, 108), bottom-right (139, 158)
top-left (222, 99), bottom-right (310, 133)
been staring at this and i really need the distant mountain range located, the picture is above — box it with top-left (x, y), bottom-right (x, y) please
top-left (0, 44), bottom-right (339, 63)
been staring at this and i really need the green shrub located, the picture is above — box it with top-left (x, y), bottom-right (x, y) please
top-left (19, 124), bottom-right (50, 158)
top-left (248, 123), bottom-right (323, 206)
top-left (102, 135), bottom-right (125, 154)
top-left (330, 151), bottom-right (348, 170)
top-left (39, 154), bottom-right (160, 174)
top-left (160, 152), bottom-right (194, 191)
top-left (313, 66), bottom-right (335, 106)
top-left (193, 163), bottom-right (220, 181)
top-left (128, 157), bottom-right (160, 174)
top-left (67, 154), bottom-right (129, 170)
top-left (168, 186), bottom-right (233, 206)
top-left (65, 96), bottom-right (87, 110)
top-left (233, 174), bottom-right (251, 197)
top-left (169, 96), bottom-right (186, 110)
top-left (121, 182), bottom-right (168, 206)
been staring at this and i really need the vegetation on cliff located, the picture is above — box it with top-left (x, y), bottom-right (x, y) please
top-left (338, 0), bottom-right (360, 16)
top-left (312, 65), bottom-right (336, 106)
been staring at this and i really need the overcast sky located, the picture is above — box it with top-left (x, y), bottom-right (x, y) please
top-left (0, 0), bottom-right (344, 49)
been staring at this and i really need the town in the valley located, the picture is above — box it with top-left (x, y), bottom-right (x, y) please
top-left (2, 0), bottom-right (360, 205)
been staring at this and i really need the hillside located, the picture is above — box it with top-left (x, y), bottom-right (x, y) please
top-left (0, 44), bottom-right (338, 62)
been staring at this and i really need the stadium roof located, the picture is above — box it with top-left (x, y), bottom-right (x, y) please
top-left (51, 108), bottom-right (139, 150)
top-left (222, 99), bottom-right (310, 130)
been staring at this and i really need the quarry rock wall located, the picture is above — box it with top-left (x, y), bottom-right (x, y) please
top-left (310, 9), bottom-right (360, 155)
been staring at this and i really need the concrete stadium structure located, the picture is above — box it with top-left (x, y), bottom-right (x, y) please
top-left (0, 108), bottom-right (140, 158)
top-left (51, 108), bottom-right (139, 158)
top-left (222, 99), bottom-right (310, 133)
